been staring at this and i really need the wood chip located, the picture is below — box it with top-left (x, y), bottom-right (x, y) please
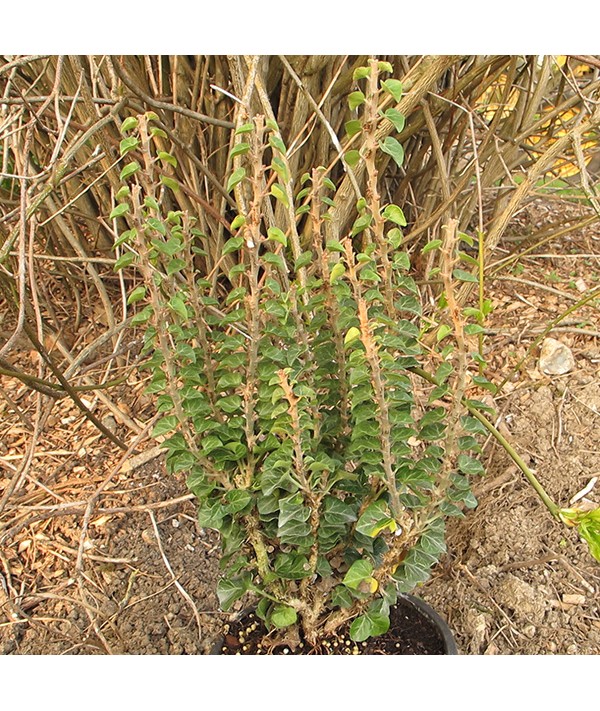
top-left (562, 594), bottom-right (586, 606)
top-left (121, 444), bottom-right (165, 472)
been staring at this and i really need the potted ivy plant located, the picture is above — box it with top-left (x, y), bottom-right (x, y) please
top-left (111, 60), bottom-right (491, 654)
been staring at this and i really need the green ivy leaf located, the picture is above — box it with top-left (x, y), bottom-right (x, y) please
top-left (393, 249), bottom-right (410, 269)
top-left (267, 227), bottom-right (288, 247)
top-left (435, 362), bottom-right (453, 384)
top-left (379, 136), bottom-right (404, 169)
top-left (229, 142), bottom-right (250, 159)
top-left (216, 575), bottom-right (252, 611)
top-left (131, 305), bottom-right (153, 325)
top-left (381, 78), bottom-right (403, 103)
top-left (393, 548), bottom-right (435, 592)
top-left (119, 161), bottom-right (140, 181)
top-left (471, 375), bottom-right (497, 394)
top-left (465, 323), bottom-right (485, 335)
top-left (270, 604), bottom-right (298, 629)
top-left (231, 215), bottom-right (246, 230)
top-left (160, 175), bottom-right (179, 192)
top-left (382, 108), bottom-right (405, 133)
top-left (294, 251), bottom-right (313, 270)
top-left (326, 240), bottom-right (346, 253)
top-left (120, 116), bottom-right (138, 134)
top-left (274, 553), bottom-right (311, 580)
top-left (271, 156), bottom-right (289, 183)
top-left (352, 66), bottom-right (371, 81)
top-left (437, 324), bottom-right (452, 342)
top-left (345, 149), bottom-right (361, 168)
top-left (269, 135), bottom-right (287, 155)
top-left (457, 454), bottom-right (485, 476)
top-left (222, 236), bottom-right (244, 255)
top-left (235, 123), bottom-right (254, 135)
top-left (349, 607), bottom-right (390, 642)
top-left (201, 435), bottom-right (223, 455)
top-left (270, 183), bottom-right (289, 208)
top-left (217, 371), bottom-right (243, 389)
top-left (463, 307), bottom-right (484, 323)
top-left (348, 90), bottom-right (366, 110)
top-left (167, 258), bottom-right (187, 276)
top-left (169, 295), bottom-right (188, 319)
top-left (345, 120), bottom-right (362, 137)
top-left (226, 167), bottom-right (246, 193)
top-left (152, 415), bottom-right (179, 437)
top-left (119, 137), bottom-right (139, 156)
top-left (113, 252), bottom-right (135, 271)
top-left (356, 500), bottom-right (396, 537)
top-left (150, 126), bottom-right (168, 139)
top-left (422, 239), bottom-right (442, 254)
top-left (351, 213), bottom-right (372, 237)
top-left (453, 268), bottom-right (478, 283)
top-left (263, 252), bottom-right (286, 272)
top-left (109, 203), bottom-right (129, 220)
top-left (382, 204), bottom-right (407, 226)
top-left (127, 285), bottom-right (146, 304)
top-left (461, 415), bottom-right (488, 436)
top-left (144, 196), bottom-right (160, 212)
top-left (343, 559), bottom-right (374, 590)
top-left (157, 151), bottom-right (177, 168)
top-left (344, 327), bottom-right (361, 345)
top-left (225, 489), bottom-right (253, 514)
top-left (146, 217), bottom-right (166, 235)
top-left (225, 286), bottom-right (247, 306)
top-left (329, 262), bottom-right (346, 284)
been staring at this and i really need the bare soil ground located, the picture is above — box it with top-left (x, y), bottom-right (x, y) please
top-left (1, 196), bottom-right (599, 655)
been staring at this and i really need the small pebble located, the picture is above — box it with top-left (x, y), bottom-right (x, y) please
top-left (539, 338), bottom-right (575, 375)
top-left (524, 625), bottom-right (536, 639)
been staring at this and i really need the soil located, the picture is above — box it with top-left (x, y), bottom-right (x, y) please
top-left (215, 596), bottom-right (449, 655)
top-left (1, 196), bottom-right (599, 656)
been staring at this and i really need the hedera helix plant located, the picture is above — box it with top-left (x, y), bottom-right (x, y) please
top-left (109, 59), bottom-right (598, 650)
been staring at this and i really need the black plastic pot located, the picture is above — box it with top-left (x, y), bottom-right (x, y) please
top-left (211, 593), bottom-right (458, 655)
top-left (397, 593), bottom-right (458, 655)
